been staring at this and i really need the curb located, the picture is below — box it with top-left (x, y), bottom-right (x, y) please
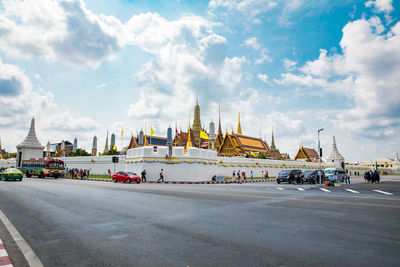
top-left (0, 239), bottom-right (13, 267)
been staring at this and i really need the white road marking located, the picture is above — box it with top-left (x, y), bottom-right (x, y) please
top-left (373, 190), bottom-right (393, 196)
top-left (276, 187), bottom-right (284, 190)
top-left (320, 188), bottom-right (331, 192)
top-left (345, 189), bottom-right (360, 194)
top-left (0, 209), bottom-right (44, 267)
top-left (297, 188), bottom-right (305, 191)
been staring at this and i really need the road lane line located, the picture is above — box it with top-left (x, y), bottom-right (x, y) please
top-left (297, 199), bottom-right (400, 209)
top-left (320, 188), bottom-right (331, 192)
top-left (345, 189), bottom-right (360, 194)
top-left (297, 188), bottom-right (305, 191)
top-left (373, 190), bottom-right (393, 196)
top-left (276, 187), bottom-right (284, 190)
top-left (0, 209), bottom-right (44, 267)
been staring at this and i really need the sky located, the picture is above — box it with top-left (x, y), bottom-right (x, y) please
top-left (0, 0), bottom-right (399, 162)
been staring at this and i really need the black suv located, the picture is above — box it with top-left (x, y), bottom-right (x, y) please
top-left (276, 169), bottom-right (303, 184)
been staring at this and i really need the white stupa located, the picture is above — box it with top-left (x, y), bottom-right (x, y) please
top-left (16, 118), bottom-right (45, 167)
top-left (326, 136), bottom-right (345, 166)
top-left (393, 153), bottom-right (400, 169)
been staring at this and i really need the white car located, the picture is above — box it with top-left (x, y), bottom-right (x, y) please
top-left (324, 168), bottom-right (345, 182)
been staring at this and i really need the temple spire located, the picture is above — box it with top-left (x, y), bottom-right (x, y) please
top-left (327, 136), bottom-right (344, 162)
top-left (192, 100), bottom-right (201, 135)
top-left (237, 113), bottom-right (242, 134)
top-left (17, 117), bottom-right (44, 149)
top-left (218, 105), bottom-right (222, 136)
top-left (104, 131), bottom-right (109, 153)
top-left (271, 127), bottom-right (276, 150)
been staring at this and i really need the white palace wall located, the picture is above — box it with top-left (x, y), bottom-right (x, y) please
top-left (56, 155), bottom-right (126, 174)
top-left (56, 147), bottom-right (395, 180)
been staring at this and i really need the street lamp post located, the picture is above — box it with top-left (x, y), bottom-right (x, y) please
top-left (318, 128), bottom-right (324, 185)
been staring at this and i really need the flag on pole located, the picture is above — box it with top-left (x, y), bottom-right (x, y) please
top-left (121, 129), bottom-right (123, 136)
top-left (200, 131), bottom-right (209, 140)
top-left (150, 127), bottom-right (155, 136)
top-left (251, 151), bottom-right (256, 157)
top-left (113, 145), bottom-right (117, 150)
top-left (175, 124), bottom-right (179, 136)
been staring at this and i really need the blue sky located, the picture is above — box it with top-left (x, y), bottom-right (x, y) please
top-left (0, 0), bottom-right (399, 162)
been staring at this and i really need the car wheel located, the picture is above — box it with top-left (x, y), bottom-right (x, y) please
top-left (126, 178), bottom-right (131, 184)
top-left (19, 178), bottom-right (23, 181)
top-left (277, 180), bottom-right (280, 184)
top-left (113, 178), bottom-right (117, 183)
top-left (288, 179), bottom-right (292, 184)
top-left (136, 180), bottom-right (140, 184)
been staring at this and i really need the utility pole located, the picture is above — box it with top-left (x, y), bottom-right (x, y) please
top-left (318, 128), bottom-right (324, 185)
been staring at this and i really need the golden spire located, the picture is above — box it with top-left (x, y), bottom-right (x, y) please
top-left (185, 126), bottom-right (193, 154)
top-left (237, 112), bottom-right (242, 134)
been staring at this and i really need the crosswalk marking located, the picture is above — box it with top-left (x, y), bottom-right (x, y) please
top-left (373, 190), bottom-right (393, 196)
top-left (345, 189), bottom-right (359, 194)
top-left (276, 187), bottom-right (284, 190)
top-left (297, 188), bottom-right (305, 191)
top-left (320, 188), bottom-right (331, 192)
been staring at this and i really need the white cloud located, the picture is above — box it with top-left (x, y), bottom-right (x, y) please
top-left (257, 73), bottom-right (268, 83)
top-left (124, 13), bottom-right (250, 129)
top-left (275, 17), bottom-right (400, 140)
top-left (242, 37), bottom-right (271, 64)
top-left (365, 0), bottom-right (394, 14)
top-left (242, 37), bottom-right (261, 50)
top-left (0, 58), bottom-right (98, 151)
top-left (0, 0), bottom-right (123, 68)
top-left (209, 0), bottom-right (278, 19)
top-left (283, 58), bottom-right (297, 70)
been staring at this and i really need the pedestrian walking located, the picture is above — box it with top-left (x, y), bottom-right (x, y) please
top-left (232, 170), bottom-right (236, 180)
top-left (251, 171), bottom-right (253, 180)
top-left (141, 169), bottom-right (147, 182)
top-left (158, 169), bottom-right (164, 182)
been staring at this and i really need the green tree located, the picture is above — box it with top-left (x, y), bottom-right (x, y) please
top-left (101, 149), bottom-right (120, 156)
top-left (69, 149), bottom-right (91, 157)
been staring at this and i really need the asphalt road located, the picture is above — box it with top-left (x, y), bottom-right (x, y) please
top-left (0, 176), bottom-right (399, 266)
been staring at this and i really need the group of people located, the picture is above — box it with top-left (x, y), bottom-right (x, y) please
top-left (65, 168), bottom-right (90, 179)
top-left (231, 170), bottom-right (269, 181)
top-left (232, 170), bottom-right (247, 181)
top-left (364, 170), bottom-right (380, 184)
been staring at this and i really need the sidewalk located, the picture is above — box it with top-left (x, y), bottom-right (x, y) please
top-left (72, 177), bottom-right (276, 184)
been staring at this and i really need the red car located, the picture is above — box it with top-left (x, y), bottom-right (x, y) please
top-left (112, 171), bottom-right (141, 184)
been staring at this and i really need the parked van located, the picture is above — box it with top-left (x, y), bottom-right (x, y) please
top-left (324, 168), bottom-right (345, 182)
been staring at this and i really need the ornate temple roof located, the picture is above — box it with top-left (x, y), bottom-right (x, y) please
top-left (16, 118), bottom-right (45, 149)
top-left (234, 134), bottom-right (268, 151)
top-left (327, 136), bottom-right (344, 161)
top-left (294, 146), bottom-right (319, 161)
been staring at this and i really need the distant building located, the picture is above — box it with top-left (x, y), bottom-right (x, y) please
top-left (73, 137), bottom-right (78, 152)
top-left (58, 140), bottom-right (73, 156)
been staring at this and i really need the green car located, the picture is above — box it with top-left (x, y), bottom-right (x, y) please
top-left (0, 168), bottom-right (23, 181)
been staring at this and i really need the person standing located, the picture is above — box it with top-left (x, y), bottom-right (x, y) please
top-left (251, 171), bottom-right (253, 181)
top-left (158, 169), bottom-right (164, 182)
top-left (232, 170), bottom-right (236, 181)
top-left (141, 169), bottom-right (147, 182)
